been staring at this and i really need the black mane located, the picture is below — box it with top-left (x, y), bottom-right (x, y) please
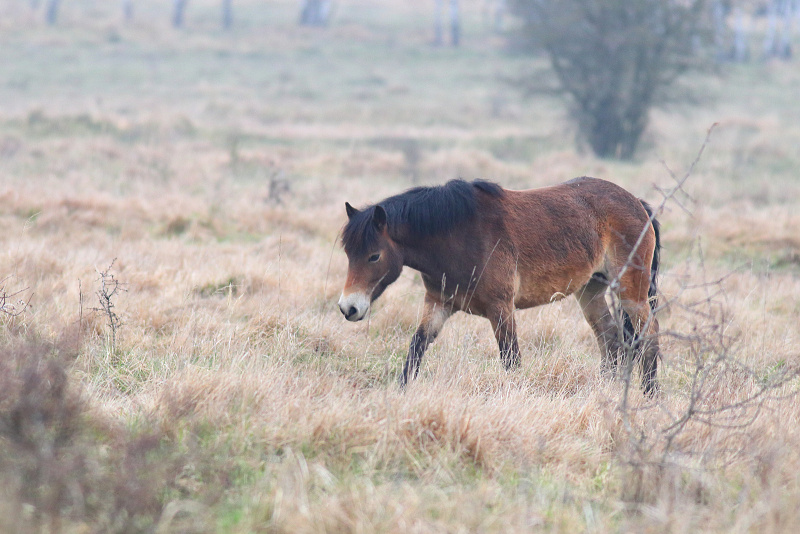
top-left (342, 179), bottom-right (504, 255)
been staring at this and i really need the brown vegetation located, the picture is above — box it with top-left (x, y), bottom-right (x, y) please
top-left (1, 0), bottom-right (799, 531)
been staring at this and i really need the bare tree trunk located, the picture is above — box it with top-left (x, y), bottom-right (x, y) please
top-left (222, 0), bottom-right (233, 29)
top-left (733, 8), bottom-right (749, 62)
top-left (122, 0), bottom-right (133, 22)
top-left (778, 0), bottom-right (793, 58)
top-left (173, 0), bottom-right (188, 28)
top-left (434, 0), bottom-right (444, 45)
top-left (483, 0), bottom-right (505, 32)
top-left (796, 0), bottom-right (800, 30)
top-left (449, 0), bottom-right (460, 46)
top-left (299, 0), bottom-right (330, 26)
top-left (45, 0), bottom-right (60, 25)
top-left (493, 0), bottom-right (506, 32)
top-left (764, 0), bottom-right (778, 58)
top-left (713, 1), bottom-right (728, 61)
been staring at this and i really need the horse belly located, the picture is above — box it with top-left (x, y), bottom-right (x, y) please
top-left (512, 269), bottom-right (591, 309)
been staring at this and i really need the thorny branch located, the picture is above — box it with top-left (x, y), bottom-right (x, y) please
top-left (606, 124), bottom-right (800, 502)
top-left (91, 259), bottom-right (127, 351)
top-left (0, 276), bottom-right (32, 318)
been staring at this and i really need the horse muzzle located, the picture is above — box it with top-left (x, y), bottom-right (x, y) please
top-left (338, 292), bottom-right (370, 322)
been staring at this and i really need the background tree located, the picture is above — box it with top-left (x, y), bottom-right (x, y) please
top-left (762, 0), bottom-right (794, 59)
top-left (434, 0), bottom-right (461, 46)
top-left (122, 0), bottom-right (133, 22)
top-left (45, 0), bottom-right (60, 25)
top-left (222, 0), bottom-right (233, 29)
top-left (484, 0), bottom-right (507, 33)
top-left (299, 0), bottom-right (331, 27)
top-left (509, 0), bottom-right (710, 159)
top-left (434, 0), bottom-right (444, 44)
top-left (732, 7), bottom-right (750, 62)
top-left (173, 0), bottom-right (189, 28)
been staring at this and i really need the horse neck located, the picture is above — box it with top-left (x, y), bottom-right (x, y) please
top-left (398, 241), bottom-right (435, 274)
top-left (395, 229), bottom-right (489, 304)
top-left (392, 228), bottom-right (441, 275)
top-left (394, 226), bottom-right (475, 283)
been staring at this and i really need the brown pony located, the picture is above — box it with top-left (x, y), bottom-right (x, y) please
top-left (338, 177), bottom-right (661, 395)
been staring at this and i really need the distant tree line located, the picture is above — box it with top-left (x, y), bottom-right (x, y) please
top-left (31, 0), bottom-right (333, 29)
top-left (30, 0), bottom-right (236, 29)
top-left (713, 0), bottom-right (798, 61)
top-left (25, 0), bottom-right (800, 162)
top-left (31, 0), bottom-right (467, 42)
top-left (31, 0), bottom-right (797, 58)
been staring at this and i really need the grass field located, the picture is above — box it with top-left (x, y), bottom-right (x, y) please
top-left (2, 1), bottom-right (800, 532)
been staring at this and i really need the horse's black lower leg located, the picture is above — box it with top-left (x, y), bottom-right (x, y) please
top-left (595, 321), bottom-right (623, 377)
top-left (622, 304), bottom-right (661, 398)
top-left (499, 335), bottom-right (521, 370)
top-left (399, 296), bottom-right (451, 388)
top-left (642, 352), bottom-right (658, 397)
top-left (640, 337), bottom-right (659, 397)
top-left (400, 328), bottom-right (428, 387)
top-left (490, 309), bottom-right (520, 370)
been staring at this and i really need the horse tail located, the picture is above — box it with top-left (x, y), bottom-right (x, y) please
top-left (623, 200), bottom-right (661, 342)
top-left (640, 200), bottom-right (660, 310)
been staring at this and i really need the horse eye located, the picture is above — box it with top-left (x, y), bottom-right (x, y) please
top-left (368, 253), bottom-right (381, 263)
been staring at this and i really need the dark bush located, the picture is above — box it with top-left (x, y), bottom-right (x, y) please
top-left (509, 0), bottom-right (710, 159)
top-left (0, 331), bottom-right (221, 533)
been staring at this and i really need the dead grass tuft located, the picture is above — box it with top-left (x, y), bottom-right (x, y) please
top-left (1, 5), bottom-right (799, 529)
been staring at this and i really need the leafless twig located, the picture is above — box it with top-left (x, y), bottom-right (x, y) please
top-left (91, 260), bottom-right (127, 352)
top-left (605, 124), bottom-right (800, 504)
top-left (0, 275), bottom-right (32, 318)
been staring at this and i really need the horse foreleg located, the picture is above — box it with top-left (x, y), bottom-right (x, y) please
top-left (400, 296), bottom-right (452, 387)
top-left (489, 306), bottom-right (520, 370)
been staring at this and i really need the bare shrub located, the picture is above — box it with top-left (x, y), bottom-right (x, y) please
top-left (0, 330), bottom-right (224, 533)
top-left (91, 259), bottom-right (126, 352)
top-left (603, 126), bottom-right (800, 506)
top-left (266, 167), bottom-right (291, 206)
top-left (0, 334), bottom-right (82, 533)
top-left (0, 276), bottom-right (32, 319)
top-left (508, 0), bottom-right (711, 159)
top-left (609, 272), bottom-right (799, 507)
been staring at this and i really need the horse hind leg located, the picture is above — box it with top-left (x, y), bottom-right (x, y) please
top-left (576, 277), bottom-right (625, 377)
top-left (620, 301), bottom-right (660, 396)
top-left (616, 265), bottom-right (660, 396)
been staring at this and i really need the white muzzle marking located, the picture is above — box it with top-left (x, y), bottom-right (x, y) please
top-left (338, 292), bottom-right (370, 322)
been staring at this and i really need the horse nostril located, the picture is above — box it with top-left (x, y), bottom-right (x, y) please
top-left (347, 306), bottom-right (357, 319)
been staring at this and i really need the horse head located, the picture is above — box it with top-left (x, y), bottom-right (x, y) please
top-left (338, 202), bottom-right (403, 321)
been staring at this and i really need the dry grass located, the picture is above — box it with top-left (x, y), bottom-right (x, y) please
top-left (1, 1), bottom-right (800, 532)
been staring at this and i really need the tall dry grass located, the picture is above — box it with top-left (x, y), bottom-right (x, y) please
top-left (1, 1), bottom-right (800, 531)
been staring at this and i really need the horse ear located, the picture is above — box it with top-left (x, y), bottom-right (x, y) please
top-left (345, 202), bottom-right (357, 219)
top-left (373, 205), bottom-right (387, 231)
